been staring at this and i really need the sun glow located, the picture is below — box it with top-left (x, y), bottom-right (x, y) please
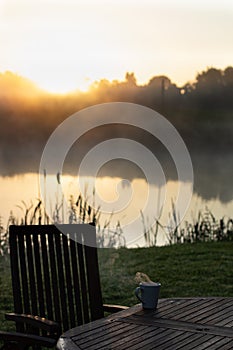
top-left (34, 75), bottom-right (93, 94)
top-left (0, 0), bottom-right (232, 94)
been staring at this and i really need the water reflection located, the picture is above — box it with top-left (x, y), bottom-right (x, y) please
top-left (0, 173), bottom-right (233, 247)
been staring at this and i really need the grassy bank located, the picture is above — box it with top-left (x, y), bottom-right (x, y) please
top-left (99, 241), bottom-right (233, 305)
top-left (0, 241), bottom-right (233, 331)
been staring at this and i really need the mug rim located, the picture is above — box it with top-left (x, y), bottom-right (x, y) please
top-left (140, 282), bottom-right (161, 287)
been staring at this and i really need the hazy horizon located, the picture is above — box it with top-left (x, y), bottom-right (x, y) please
top-left (0, 65), bottom-right (223, 95)
top-left (1, 0), bottom-right (232, 93)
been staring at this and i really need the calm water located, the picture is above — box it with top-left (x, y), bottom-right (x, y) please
top-left (1, 173), bottom-right (233, 247)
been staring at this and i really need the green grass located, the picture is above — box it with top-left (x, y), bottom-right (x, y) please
top-left (0, 241), bottom-right (233, 332)
top-left (0, 255), bottom-right (14, 331)
top-left (98, 241), bottom-right (233, 306)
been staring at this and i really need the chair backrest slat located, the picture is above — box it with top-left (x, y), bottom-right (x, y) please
top-left (70, 238), bottom-right (83, 326)
top-left (32, 233), bottom-right (45, 317)
top-left (47, 233), bottom-right (61, 323)
top-left (25, 234), bottom-right (38, 316)
top-left (18, 234), bottom-right (30, 314)
top-left (85, 244), bottom-right (104, 321)
top-left (10, 228), bottom-right (22, 313)
top-left (77, 237), bottom-right (90, 324)
top-left (40, 233), bottom-right (53, 320)
top-left (9, 228), bottom-right (24, 332)
top-left (62, 234), bottom-right (76, 328)
top-left (54, 233), bottom-right (69, 329)
top-left (9, 224), bottom-right (104, 333)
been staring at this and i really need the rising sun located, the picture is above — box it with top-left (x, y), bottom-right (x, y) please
top-left (33, 74), bottom-right (92, 94)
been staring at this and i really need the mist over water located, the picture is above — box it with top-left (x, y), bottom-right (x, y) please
top-left (0, 67), bottom-right (233, 219)
top-left (1, 121), bottom-right (233, 204)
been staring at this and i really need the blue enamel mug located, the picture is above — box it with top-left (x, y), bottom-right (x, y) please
top-left (135, 282), bottom-right (161, 309)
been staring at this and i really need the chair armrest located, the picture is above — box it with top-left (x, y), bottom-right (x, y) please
top-left (103, 304), bottom-right (129, 313)
top-left (5, 313), bottom-right (61, 335)
top-left (0, 331), bottom-right (57, 348)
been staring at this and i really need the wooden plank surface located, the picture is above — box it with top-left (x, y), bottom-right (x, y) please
top-left (57, 298), bottom-right (233, 350)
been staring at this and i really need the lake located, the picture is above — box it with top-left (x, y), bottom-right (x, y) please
top-left (1, 173), bottom-right (233, 247)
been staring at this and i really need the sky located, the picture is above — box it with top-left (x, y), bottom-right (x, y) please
top-left (0, 0), bottom-right (232, 93)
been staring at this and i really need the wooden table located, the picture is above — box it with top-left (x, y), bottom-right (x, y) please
top-left (56, 297), bottom-right (233, 349)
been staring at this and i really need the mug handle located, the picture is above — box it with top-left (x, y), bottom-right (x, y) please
top-left (135, 287), bottom-right (142, 302)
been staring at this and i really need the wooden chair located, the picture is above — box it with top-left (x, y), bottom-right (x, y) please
top-left (0, 224), bottom-right (127, 349)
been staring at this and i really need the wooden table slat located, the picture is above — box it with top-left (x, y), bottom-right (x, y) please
top-left (165, 333), bottom-right (215, 350)
top-left (154, 298), bottom-right (205, 318)
top-left (121, 315), bottom-right (233, 338)
top-left (81, 324), bottom-right (152, 350)
top-left (208, 337), bottom-right (233, 350)
top-left (166, 334), bottom-right (215, 350)
top-left (162, 298), bottom-right (226, 322)
top-left (200, 303), bottom-right (233, 325)
top-left (188, 299), bottom-right (233, 324)
top-left (124, 328), bottom-right (185, 350)
top-left (121, 327), bottom-right (174, 350)
top-left (76, 322), bottom-right (146, 349)
top-left (72, 320), bottom-right (131, 343)
top-left (56, 298), bottom-right (233, 350)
